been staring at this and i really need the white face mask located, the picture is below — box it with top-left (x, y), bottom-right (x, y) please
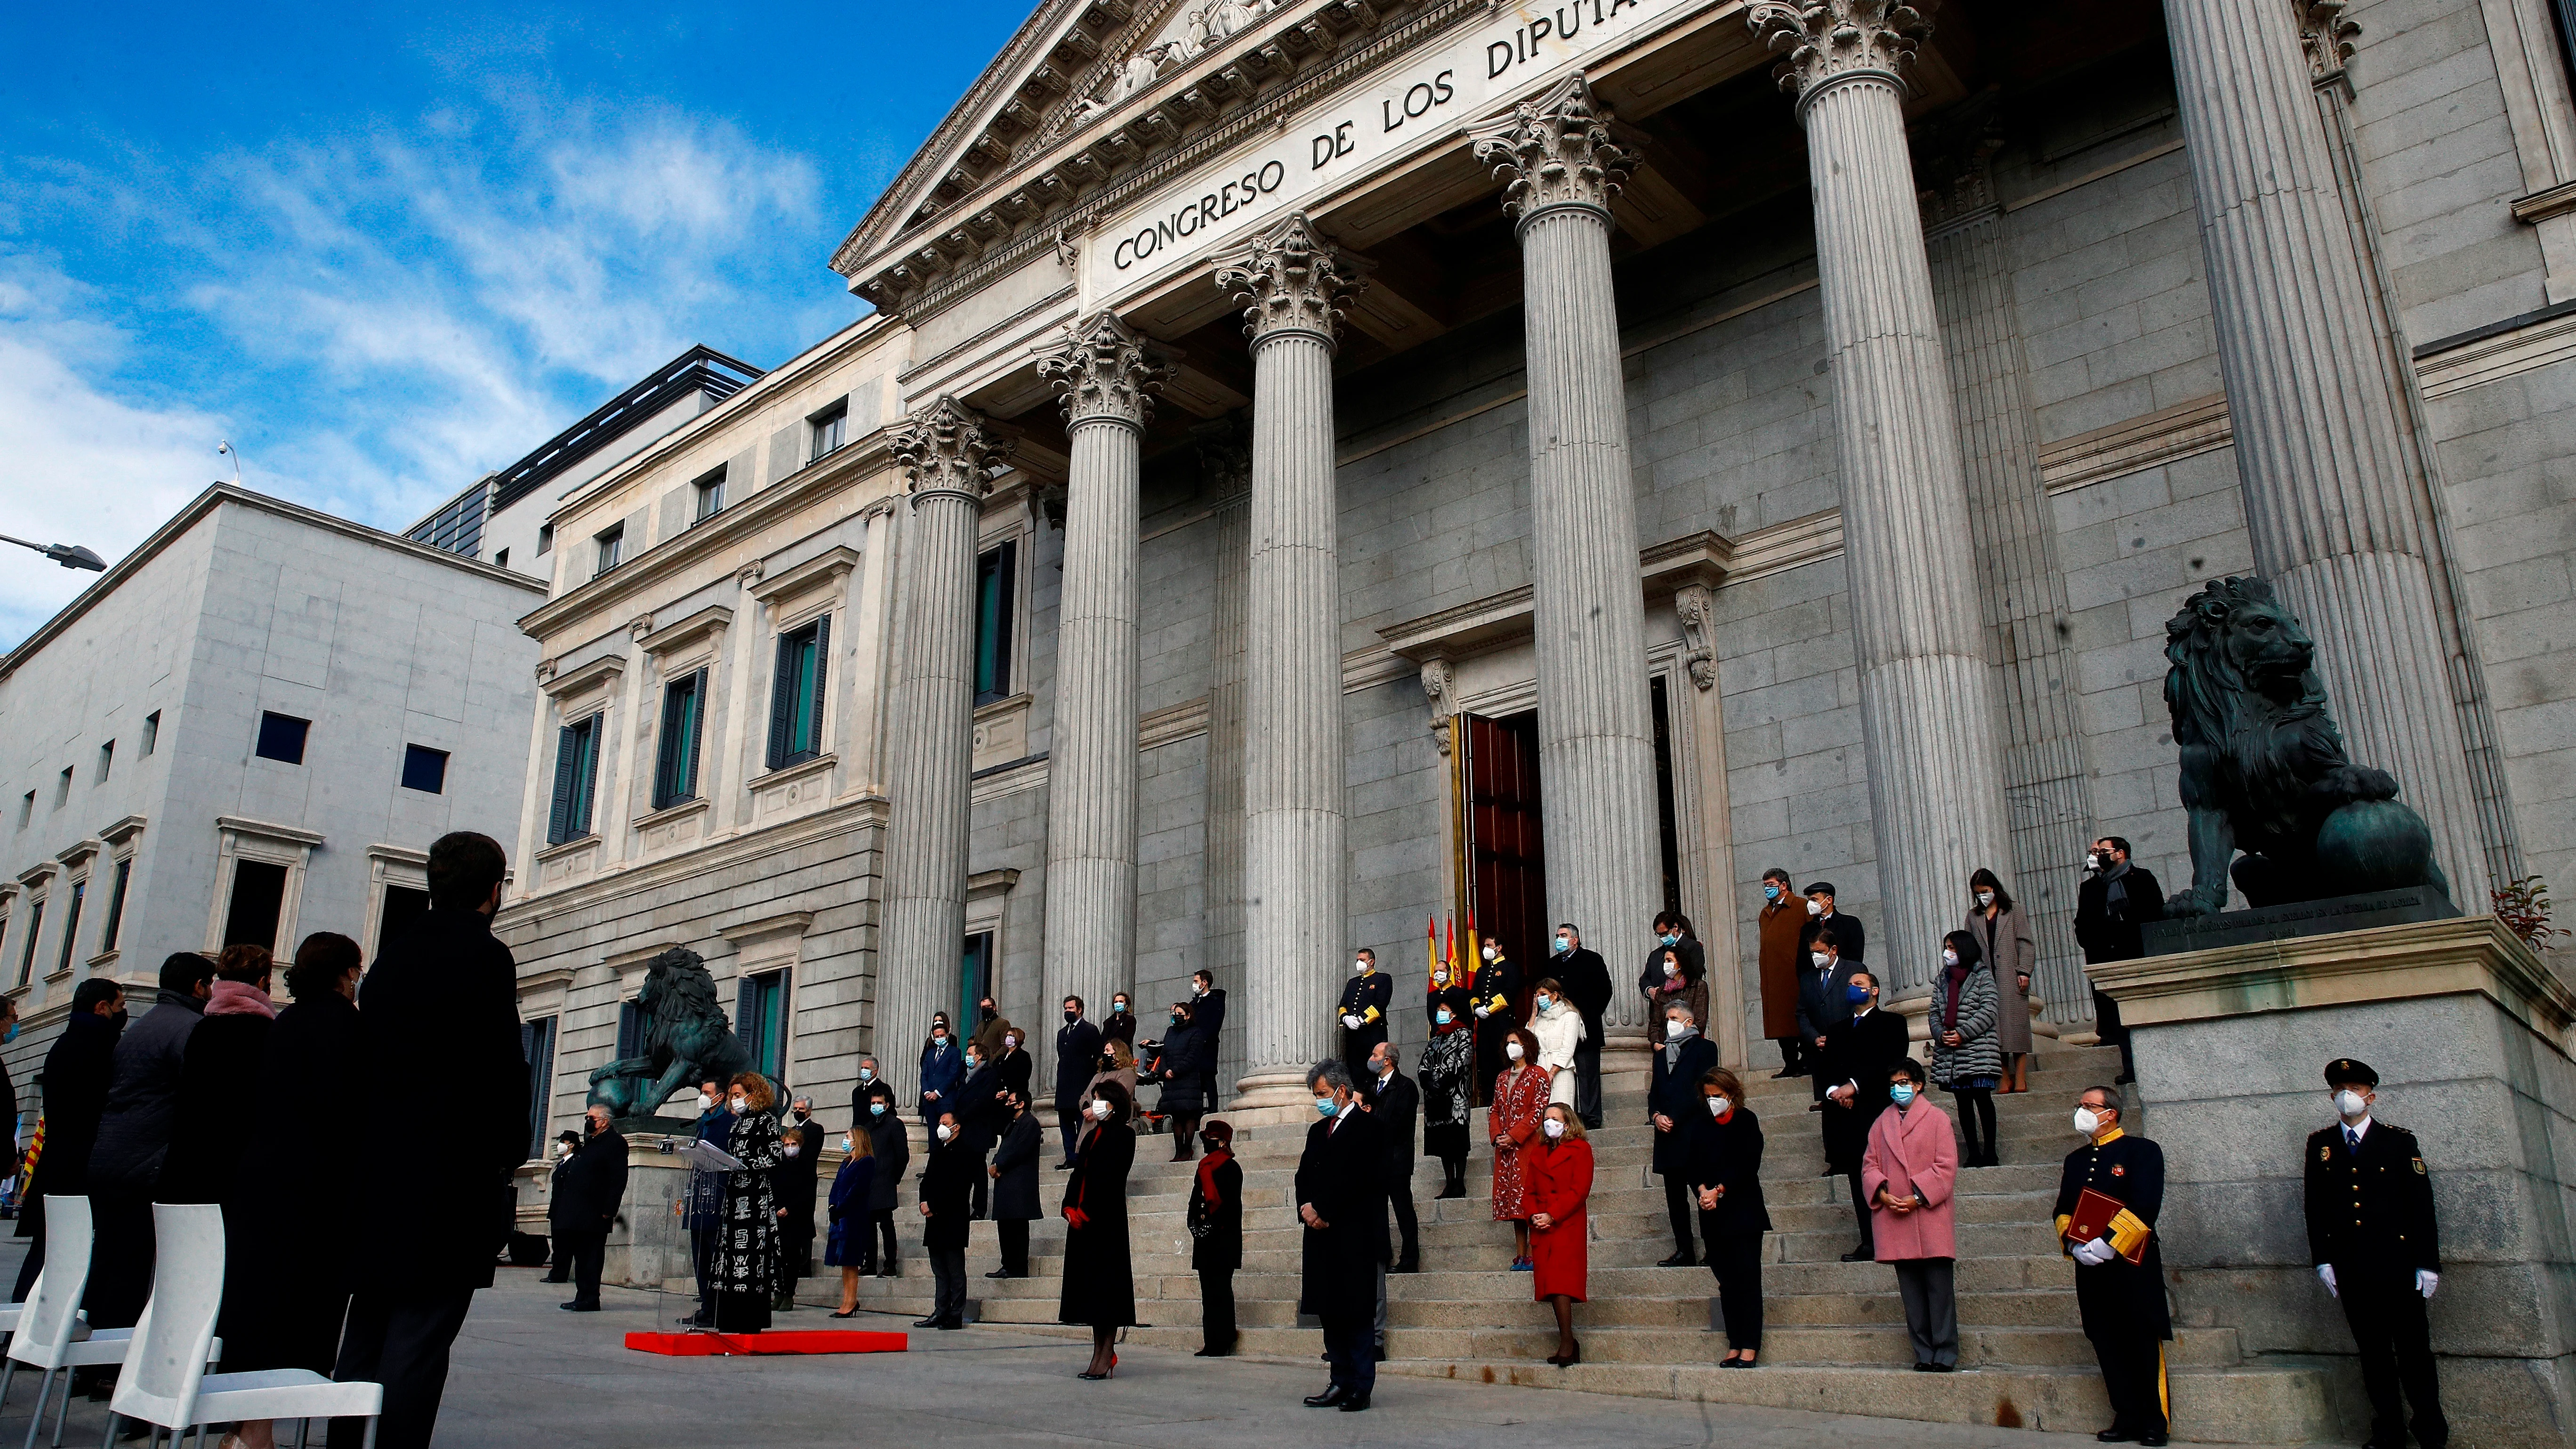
top-left (729, 1096), bottom-right (748, 1114)
top-left (1482, 942), bottom-right (1497, 962)
top-left (1707, 1096), bottom-right (1730, 1117)
top-left (558, 1142), bottom-right (575, 1158)
top-left (2086, 853), bottom-right (2104, 872)
top-left (1811, 951), bottom-right (1830, 968)
top-left (1663, 961), bottom-right (1679, 977)
top-left (1433, 971), bottom-right (1448, 985)
top-left (698, 1092), bottom-right (716, 1111)
top-left (1975, 891), bottom-right (1995, 907)
top-left (1667, 1022), bottom-right (1695, 1040)
top-left (935, 1124), bottom-right (953, 1141)
top-left (1005, 1035), bottom-right (1019, 1049)
top-left (1354, 958), bottom-right (1371, 974)
top-left (784, 1143), bottom-right (801, 1157)
top-left (1090, 1099), bottom-right (1113, 1120)
top-left (1542, 1119), bottom-right (1565, 1139)
top-left (1806, 899), bottom-right (1823, 917)
top-left (1505, 1041), bottom-right (1524, 1061)
top-left (1942, 950), bottom-right (1959, 967)
top-left (2334, 1089), bottom-right (2368, 1119)
top-left (2073, 1107), bottom-right (2103, 1136)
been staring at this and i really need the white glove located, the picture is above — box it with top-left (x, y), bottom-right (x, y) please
top-left (2317, 1264), bottom-right (2337, 1296)
top-left (1342, 1014), bottom-right (1363, 1030)
top-left (2071, 1237), bottom-right (2115, 1266)
top-left (1473, 1006), bottom-right (1491, 1018)
top-left (2417, 1269), bottom-right (2439, 1299)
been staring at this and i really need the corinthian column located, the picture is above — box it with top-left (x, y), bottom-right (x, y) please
top-left (1034, 314), bottom-right (1168, 1044)
top-left (1213, 213), bottom-right (1360, 1108)
top-left (2158, 0), bottom-right (2484, 901)
top-left (1471, 74), bottom-right (1660, 1052)
top-left (881, 397), bottom-right (1009, 1105)
top-left (1748, 0), bottom-right (2010, 993)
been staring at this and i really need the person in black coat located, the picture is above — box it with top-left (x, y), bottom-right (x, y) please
top-left (330, 833), bottom-right (527, 1449)
top-left (1650, 1000), bottom-right (1721, 1267)
top-left (987, 1088), bottom-right (1042, 1278)
top-left (1548, 925), bottom-right (1613, 1129)
top-left (773, 1111), bottom-right (822, 1310)
top-left (993, 1024), bottom-right (1034, 1103)
top-left (918, 1111), bottom-right (976, 1330)
top-left (83, 951), bottom-right (212, 1333)
top-left (1336, 950), bottom-right (1393, 1081)
top-left (1362, 1041), bottom-right (1421, 1275)
top-left (1822, 970), bottom-right (1908, 1262)
top-left (1795, 928), bottom-right (1867, 1105)
top-left (1055, 997), bottom-right (1104, 1168)
top-left (861, 1082), bottom-right (907, 1276)
top-left (156, 943), bottom-right (279, 1203)
top-left (2305, 1059), bottom-right (2447, 1449)
top-left (1061, 1080), bottom-right (1138, 1378)
top-left (952, 1046), bottom-right (1002, 1220)
top-left (1685, 1067), bottom-right (1771, 1365)
top-left (12, 978), bottom-right (124, 1302)
top-left (1101, 993), bottom-right (1139, 1050)
top-left (1297, 1059), bottom-right (1388, 1411)
top-left (1153, 1001), bottom-right (1213, 1161)
top-left (550, 1105), bottom-right (628, 1312)
top-left (2075, 837), bottom-right (2165, 1084)
top-left (2056, 1085), bottom-right (2172, 1445)
top-left (1188, 1119), bottom-right (1244, 1357)
top-left (1190, 972), bottom-right (1227, 1108)
top-left (1796, 882), bottom-right (1867, 966)
top-left (1471, 938), bottom-right (1522, 1109)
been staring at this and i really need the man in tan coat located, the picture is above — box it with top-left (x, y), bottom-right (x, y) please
top-left (1756, 868), bottom-right (1809, 1077)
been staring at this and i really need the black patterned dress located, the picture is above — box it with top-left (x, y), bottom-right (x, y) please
top-left (710, 1110), bottom-right (784, 1332)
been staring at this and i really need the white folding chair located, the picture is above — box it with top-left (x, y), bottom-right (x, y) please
top-left (2, 1197), bottom-right (181, 1449)
top-left (104, 1206), bottom-right (379, 1449)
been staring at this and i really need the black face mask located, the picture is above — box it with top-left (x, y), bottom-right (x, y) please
top-left (1064, 1010), bottom-right (1079, 1024)
top-left (108, 1010), bottom-right (130, 1029)
top-left (980, 1005), bottom-right (997, 1022)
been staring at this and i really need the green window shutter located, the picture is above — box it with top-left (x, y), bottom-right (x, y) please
top-left (548, 723), bottom-right (580, 844)
top-left (766, 631), bottom-right (795, 770)
top-left (802, 615), bottom-right (830, 758)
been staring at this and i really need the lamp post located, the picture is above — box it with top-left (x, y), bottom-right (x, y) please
top-left (0, 535), bottom-right (106, 572)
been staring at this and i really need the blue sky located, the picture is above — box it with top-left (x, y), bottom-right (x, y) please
top-left (0, 0), bottom-right (1030, 646)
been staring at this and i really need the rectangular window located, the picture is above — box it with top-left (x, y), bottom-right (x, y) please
top-left (142, 711), bottom-right (160, 756)
top-left (223, 860), bottom-right (288, 951)
top-left (16, 897), bottom-right (43, 987)
top-left (96, 740), bottom-right (113, 783)
top-left (522, 1016), bottom-right (558, 1161)
top-left (53, 766), bottom-right (71, 809)
top-left (765, 618), bottom-right (830, 770)
top-left (99, 857), bottom-right (131, 955)
top-left (736, 969), bottom-right (792, 1083)
top-left (692, 467), bottom-right (727, 523)
top-left (617, 999), bottom-right (648, 1060)
top-left (493, 547), bottom-right (509, 571)
top-left (537, 523), bottom-right (554, 555)
top-left (377, 884), bottom-right (430, 954)
top-left (808, 402), bottom-right (848, 461)
top-left (652, 669), bottom-right (707, 810)
top-left (973, 541), bottom-right (1017, 705)
top-left (401, 744), bottom-right (450, 794)
top-left (17, 793), bottom-right (31, 829)
top-left (959, 931), bottom-right (995, 1034)
top-left (594, 524), bottom-right (624, 578)
top-left (255, 712), bottom-right (309, 765)
top-left (54, 878), bottom-right (83, 975)
top-left (546, 714), bottom-right (603, 845)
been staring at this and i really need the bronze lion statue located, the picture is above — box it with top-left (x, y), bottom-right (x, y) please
top-left (2162, 577), bottom-right (2446, 917)
top-left (586, 947), bottom-right (757, 1120)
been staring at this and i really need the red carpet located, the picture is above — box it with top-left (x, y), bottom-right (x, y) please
top-left (625, 1330), bottom-right (908, 1356)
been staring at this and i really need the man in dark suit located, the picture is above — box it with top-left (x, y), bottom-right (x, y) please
top-left (1296, 1059), bottom-right (1388, 1412)
top-left (2305, 1059), bottom-right (2446, 1449)
top-left (2075, 836), bottom-right (2165, 1085)
top-left (1336, 950), bottom-right (1393, 1081)
top-left (1796, 881), bottom-right (1866, 966)
top-left (332, 832), bottom-right (527, 1449)
top-left (1822, 970), bottom-right (1908, 1262)
top-left (1650, 1000), bottom-right (1720, 1267)
top-left (1796, 928), bottom-right (1866, 1106)
top-left (551, 1104), bottom-right (628, 1312)
top-left (986, 1088), bottom-right (1043, 1279)
top-left (2056, 1084), bottom-right (2170, 1446)
top-left (1549, 924), bottom-right (1614, 1129)
top-left (1191, 970), bottom-right (1228, 1109)
top-left (1362, 1041), bottom-right (1421, 1276)
top-left (1054, 996), bottom-right (1102, 1168)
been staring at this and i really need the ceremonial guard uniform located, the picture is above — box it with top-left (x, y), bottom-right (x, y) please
top-left (2304, 1059), bottom-right (2447, 1449)
top-left (2055, 1122), bottom-right (2171, 1444)
top-left (1336, 963), bottom-right (1393, 1080)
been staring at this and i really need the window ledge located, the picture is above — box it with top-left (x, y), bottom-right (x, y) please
top-left (632, 796), bottom-right (712, 831)
top-left (86, 949), bottom-right (119, 971)
top-left (536, 834), bottom-right (601, 864)
top-left (42, 966), bottom-right (71, 987)
top-left (973, 692), bottom-right (1031, 722)
top-left (750, 753), bottom-right (837, 792)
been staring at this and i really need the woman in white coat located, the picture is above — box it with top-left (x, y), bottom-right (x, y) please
top-left (1528, 978), bottom-right (1587, 1109)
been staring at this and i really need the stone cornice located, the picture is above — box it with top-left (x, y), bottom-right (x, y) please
top-left (747, 547), bottom-right (861, 609)
top-left (216, 815), bottom-right (326, 849)
top-left (636, 604), bottom-right (734, 660)
top-left (98, 815), bottom-right (148, 848)
top-left (497, 793), bottom-right (892, 924)
top-left (539, 654), bottom-right (626, 701)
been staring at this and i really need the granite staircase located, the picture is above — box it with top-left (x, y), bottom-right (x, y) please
top-left (826, 1041), bottom-right (2334, 1442)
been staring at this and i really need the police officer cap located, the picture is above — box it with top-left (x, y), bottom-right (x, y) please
top-left (2323, 1058), bottom-right (2378, 1088)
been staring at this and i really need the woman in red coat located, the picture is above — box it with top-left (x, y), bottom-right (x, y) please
top-left (1489, 1027), bottom-right (1551, 1269)
top-left (1527, 1103), bottom-right (1594, 1366)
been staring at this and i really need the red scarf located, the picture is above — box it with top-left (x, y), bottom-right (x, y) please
top-left (1194, 1145), bottom-right (1232, 1206)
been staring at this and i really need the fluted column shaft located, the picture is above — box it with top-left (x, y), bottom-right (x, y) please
top-left (881, 400), bottom-right (1005, 1105)
top-left (2161, 0), bottom-right (2483, 898)
top-left (1217, 214), bottom-right (1358, 1108)
top-left (1750, 0), bottom-right (2013, 991)
top-left (1037, 316), bottom-right (1166, 1046)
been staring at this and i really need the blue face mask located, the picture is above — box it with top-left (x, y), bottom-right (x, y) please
top-left (1534, 994), bottom-right (1553, 1012)
top-left (1435, 1008), bottom-right (1452, 1024)
top-left (1846, 983), bottom-right (1871, 1005)
top-left (869, 1103), bottom-right (886, 1117)
top-left (1314, 1097), bottom-right (1339, 1118)
top-left (1890, 1084), bottom-right (1916, 1107)
top-left (1763, 884), bottom-right (1781, 901)
top-left (1553, 937), bottom-right (1571, 956)
top-left (1659, 933), bottom-right (1679, 947)
top-left (1, 1022), bottom-right (15, 1044)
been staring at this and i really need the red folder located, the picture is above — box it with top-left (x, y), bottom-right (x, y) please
top-left (2065, 1187), bottom-right (2146, 1264)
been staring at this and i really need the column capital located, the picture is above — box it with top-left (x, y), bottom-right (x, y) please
top-left (1747, 0), bottom-right (1934, 106)
top-left (1037, 313), bottom-right (1174, 432)
top-left (1216, 212), bottom-right (1365, 350)
top-left (1469, 73), bottom-right (1634, 229)
top-left (894, 396), bottom-right (1012, 506)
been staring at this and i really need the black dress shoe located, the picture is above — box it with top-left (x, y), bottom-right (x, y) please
top-left (1840, 1247), bottom-right (1874, 1262)
top-left (1923, 1362), bottom-right (1954, 1373)
top-left (1193, 1346), bottom-right (1234, 1357)
top-left (2097, 1429), bottom-right (2137, 1443)
top-left (1657, 1252), bottom-right (1696, 1267)
top-left (2136, 1436), bottom-right (2166, 1447)
top-left (985, 1268), bottom-right (1014, 1278)
top-left (1304, 1387), bottom-right (1349, 1408)
top-left (936, 1318), bottom-right (966, 1330)
top-left (1339, 1396), bottom-right (1371, 1412)
top-left (913, 1315), bottom-right (943, 1328)
top-left (560, 1301), bottom-right (600, 1312)
top-left (1392, 1259), bottom-right (1420, 1274)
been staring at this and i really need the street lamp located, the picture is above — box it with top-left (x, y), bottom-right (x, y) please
top-left (0, 535), bottom-right (107, 572)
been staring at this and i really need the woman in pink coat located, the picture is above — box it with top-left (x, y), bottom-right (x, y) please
top-left (1861, 1056), bottom-right (1959, 1370)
